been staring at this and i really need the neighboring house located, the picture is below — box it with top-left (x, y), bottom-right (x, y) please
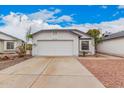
top-left (32, 29), bottom-right (95, 56)
top-left (0, 31), bottom-right (24, 53)
top-left (97, 31), bottom-right (124, 57)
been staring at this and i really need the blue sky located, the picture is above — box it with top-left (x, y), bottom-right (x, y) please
top-left (0, 5), bottom-right (124, 40)
top-left (0, 5), bottom-right (124, 25)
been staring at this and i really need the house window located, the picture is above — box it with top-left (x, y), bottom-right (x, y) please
top-left (81, 41), bottom-right (89, 50)
top-left (7, 42), bottom-right (14, 49)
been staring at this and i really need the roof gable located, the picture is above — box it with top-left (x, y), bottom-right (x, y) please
top-left (0, 31), bottom-right (22, 41)
top-left (32, 29), bottom-right (92, 38)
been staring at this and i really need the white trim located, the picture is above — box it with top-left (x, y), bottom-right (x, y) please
top-left (80, 40), bottom-right (90, 52)
top-left (36, 40), bottom-right (74, 56)
top-left (4, 41), bottom-right (16, 51)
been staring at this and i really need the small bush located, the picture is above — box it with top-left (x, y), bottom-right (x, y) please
top-left (26, 44), bottom-right (32, 50)
top-left (16, 45), bottom-right (26, 57)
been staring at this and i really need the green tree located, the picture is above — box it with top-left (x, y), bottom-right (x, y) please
top-left (86, 29), bottom-right (101, 54)
top-left (27, 34), bottom-right (32, 39)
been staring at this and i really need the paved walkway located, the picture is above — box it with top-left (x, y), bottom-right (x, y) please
top-left (0, 57), bottom-right (104, 88)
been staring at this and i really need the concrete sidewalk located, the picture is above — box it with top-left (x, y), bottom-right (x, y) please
top-left (0, 57), bottom-right (104, 88)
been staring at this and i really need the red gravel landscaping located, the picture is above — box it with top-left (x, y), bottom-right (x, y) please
top-left (79, 58), bottom-right (124, 88)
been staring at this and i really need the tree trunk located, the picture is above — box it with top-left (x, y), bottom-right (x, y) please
top-left (94, 41), bottom-right (97, 56)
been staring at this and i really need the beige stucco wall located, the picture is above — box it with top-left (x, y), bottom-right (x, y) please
top-left (97, 37), bottom-right (124, 57)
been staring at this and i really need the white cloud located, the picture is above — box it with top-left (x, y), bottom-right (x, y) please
top-left (28, 9), bottom-right (61, 22)
top-left (1, 8), bottom-right (124, 41)
top-left (66, 23), bottom-right (98, 32)
top-left (54, 9), bottom-right (61, 13)
top-left (118, 5), bottom-right (124, 9)
top-left (113, 11), bottom-right (119, 16)
top-left (28, 9), bottom-right (73, 23)
top-left (58, 15), bottom-right (73, 22)
top-left (66, 18), bottom-right (124, 34)
top-left (101, 5), bottom-right (108, 9)
top-left (0, 10), bottom-right (63, 41)
top-left (48, 15), bottom-right (73, 23)
top-left (0, 8), bottom-right (74, 41)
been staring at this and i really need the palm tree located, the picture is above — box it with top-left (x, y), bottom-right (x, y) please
top-left (26, 26), bottom-right (33, 55)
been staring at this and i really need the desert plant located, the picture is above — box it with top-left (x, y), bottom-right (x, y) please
top-left (16, 45), bottom-right (26, 57)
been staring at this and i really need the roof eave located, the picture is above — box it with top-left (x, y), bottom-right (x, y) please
top-left (102, 36), bottom-right (124, 41)
top-left (0, 31), bottom-right (24, 41)
top-left (32, 29), bottom-right (92, 38)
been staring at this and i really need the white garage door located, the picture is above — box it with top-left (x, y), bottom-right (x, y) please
top-left (37, 40), bottom-right (73, 56)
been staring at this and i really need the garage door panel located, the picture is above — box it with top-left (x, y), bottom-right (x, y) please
top-left (37, 40), bottom-right (73, 56)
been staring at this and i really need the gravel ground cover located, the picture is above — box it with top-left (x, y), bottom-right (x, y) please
top-left (79, 58), bottom-right (124, 88)
top-left (0, 54), bottom-right (32, 70)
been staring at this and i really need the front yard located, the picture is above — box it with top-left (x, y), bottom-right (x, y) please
top-left (0, 53), bottom-right (124, 87)
top-left (0, 54), bottom-right (32, 70)
top-left (79, 56), bottom-right (124, 88)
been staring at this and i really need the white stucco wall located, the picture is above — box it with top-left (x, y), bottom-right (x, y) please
top-left (97, 38), bottom-right (124, 57)
top-left (32, 30), bottom-right (79, 56)
top-left (32, 30), bottom-right (95, 56)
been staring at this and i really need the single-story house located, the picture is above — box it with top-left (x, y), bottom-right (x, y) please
top-left (0, 31), bottom-right (24, 53)
top-left (97, 31), bottom-right (124, 57)
top-left (32, 29), bottom-right (95, 56)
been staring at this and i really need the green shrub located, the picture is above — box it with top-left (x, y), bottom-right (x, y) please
top-left (26, 44), bottom-right (32, 50)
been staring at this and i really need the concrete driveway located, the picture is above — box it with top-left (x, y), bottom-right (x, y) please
top-left (0, 57), bottom-right (104, 88)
